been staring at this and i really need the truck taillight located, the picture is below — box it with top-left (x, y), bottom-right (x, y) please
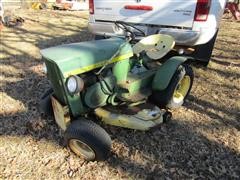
top-left (194, 0), bottom-right (211, 21)
top-left (89, 0), bottom-right (94, 14)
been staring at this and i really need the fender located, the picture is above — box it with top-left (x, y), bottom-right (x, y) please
top-left (152, 56), bottom-right (191, 91)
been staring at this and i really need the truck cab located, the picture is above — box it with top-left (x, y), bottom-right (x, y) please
top-left (88, 0), bottom-right (227, 63)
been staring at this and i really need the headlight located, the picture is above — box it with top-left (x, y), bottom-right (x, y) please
top-left (66, 75), bottom-right (84, 94)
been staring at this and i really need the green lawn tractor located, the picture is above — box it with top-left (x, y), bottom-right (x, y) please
top-left (40, 22), bottom-right (194, 161)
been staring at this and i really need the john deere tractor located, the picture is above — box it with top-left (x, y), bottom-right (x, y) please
top-left (40, 21), bottom-right (194, 161)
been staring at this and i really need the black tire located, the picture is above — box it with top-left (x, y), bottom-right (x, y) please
top-left (150, 64), bottom-right (194, 109)
top-left (65, 119), bottom-right (111, 161)
top-left (39, 88), bottom-right (54, 116)
top-left (94, 35), bottom-right (107, 40)
top-left (191, 30), bottom-right (219, 65)
top-left (163, 111), bottom-right (172, 123)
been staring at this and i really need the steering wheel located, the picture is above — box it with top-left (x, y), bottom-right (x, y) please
top-left (114, 21), bottom-right (146, 41)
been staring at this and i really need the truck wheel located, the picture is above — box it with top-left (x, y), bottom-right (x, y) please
top-left (151, 64), bottom-right (194, 109)
top-left (39, 88), bottom-right (53, 116)
top-left (65, 119), bottom-right (111, 161)
top-left (191, 30), bottom-right (219, 65)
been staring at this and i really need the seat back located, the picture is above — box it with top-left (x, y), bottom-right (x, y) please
top-left (132, 34), bottom-right (175, 60)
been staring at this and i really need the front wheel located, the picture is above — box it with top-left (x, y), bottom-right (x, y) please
top-left (65, 119), bottom-right (111, 161)
top-left (39, 88), bottom-right (53, 116)
top-left (151, 64), bottom-right (194, 109)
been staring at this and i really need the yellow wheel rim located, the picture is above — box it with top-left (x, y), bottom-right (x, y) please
top-left (69, 139), bottom-right (95, 160)
top-left (173, 75), bottom-right (191, 103)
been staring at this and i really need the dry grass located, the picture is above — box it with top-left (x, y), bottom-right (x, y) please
top-left (0, 9), bottom-right (239, 179)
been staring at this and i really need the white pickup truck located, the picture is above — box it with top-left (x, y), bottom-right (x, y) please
top-left (88, 0), bottom-right (227, 63)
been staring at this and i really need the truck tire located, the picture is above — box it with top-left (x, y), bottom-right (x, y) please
top-left (191, 30), bottom-right (219, 65)
top-left (65, 119), bottom-right (111, 161)
top-left (151, 64), bottom-right (194, 109)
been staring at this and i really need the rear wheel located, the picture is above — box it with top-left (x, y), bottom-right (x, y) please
top-left (65, 119), bottom-right (111, 161)
top-left (151, 64), bottom-right (194, 109)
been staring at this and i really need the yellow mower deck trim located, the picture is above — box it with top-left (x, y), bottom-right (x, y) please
top-left (51, 96), bottom-right (70, 131)
top-left (94, 107), bottom-right (164, 131)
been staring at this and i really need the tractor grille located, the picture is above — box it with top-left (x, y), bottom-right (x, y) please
top-left (45, 59), bottom-right (67, 105)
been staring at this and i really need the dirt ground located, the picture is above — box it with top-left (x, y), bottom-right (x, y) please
top-left (0, 9), bottom-right (239, 179)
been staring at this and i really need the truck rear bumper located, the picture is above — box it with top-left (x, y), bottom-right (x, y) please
top-left (88, 21), bottom-right (216, 46)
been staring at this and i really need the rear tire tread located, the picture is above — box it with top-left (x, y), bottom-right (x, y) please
top-left (150, 64), bottom-right (194, 109)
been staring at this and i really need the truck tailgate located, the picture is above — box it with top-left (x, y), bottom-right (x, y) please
top-left (94, 0), bottom-right (197, 28)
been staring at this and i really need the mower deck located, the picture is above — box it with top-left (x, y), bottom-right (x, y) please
top-left (95, 103), bottom-right (167, 131)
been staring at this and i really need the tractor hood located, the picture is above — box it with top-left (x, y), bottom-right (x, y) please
top-left (40, 38), bottom-right (133, 78)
